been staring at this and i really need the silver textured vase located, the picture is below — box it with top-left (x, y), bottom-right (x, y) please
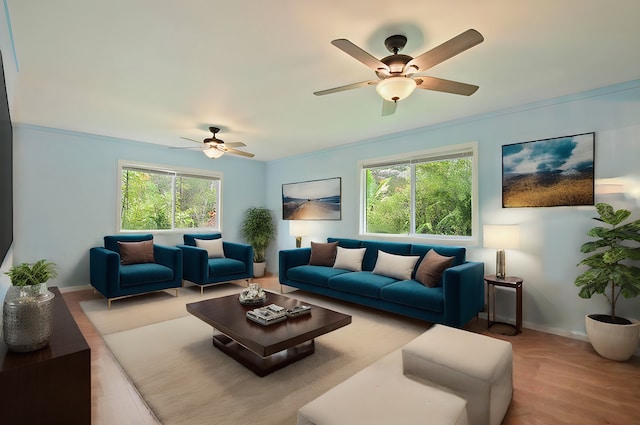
top-left (2, 282), bottom-right (55, 352)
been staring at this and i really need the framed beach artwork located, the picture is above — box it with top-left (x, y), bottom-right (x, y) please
top-left (282, 177), bottom-right (342, 220)
top-left (502, 132), bottom-right (595, 208)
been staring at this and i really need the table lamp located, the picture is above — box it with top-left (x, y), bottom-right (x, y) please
top-left (483, 224), bottom-right (520, 279)
top-left (289, 221), bottom-right (310, 248)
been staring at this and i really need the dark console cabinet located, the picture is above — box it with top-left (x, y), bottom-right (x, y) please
top-left (0, 287), bottom-right (91, 424)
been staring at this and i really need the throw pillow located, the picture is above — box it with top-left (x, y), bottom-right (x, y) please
top-left (415, 249), bottom-right (455, 287)
top-left (195, 238), bottom-right (225, 258)
top-left (309, 241), bottom-right (338, 266)
top-left (118, 240), bottom-right (155, 265)
top-left (333, 247), bottom-right (366, 272)
top-left (372, 250), bottom-right (420, 281)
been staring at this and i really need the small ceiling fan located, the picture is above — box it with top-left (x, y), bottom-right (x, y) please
top-left (314, 29), bottom-right (484, 115)
top-left (171, 126), bottom-right (255, 159)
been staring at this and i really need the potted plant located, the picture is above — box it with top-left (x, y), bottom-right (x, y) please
top-left (3, 259), bottom-right (58, 352)
top-left (574, 202), bottom-right (640, 361)
top-left (241, 207), bottom-right (275, 277)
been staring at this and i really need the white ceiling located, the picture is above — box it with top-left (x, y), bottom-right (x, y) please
top-left (2, 1), bottom-right (640, 161)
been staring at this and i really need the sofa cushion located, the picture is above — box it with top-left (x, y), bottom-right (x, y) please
top-left (333, 247), bottom-right (366, 271)
top-left (118, 240), bottom-right (155, 265)
top-left (380, 280), bottom-right (444, 313)
top-left (415, 249), bottom-right (455, 288)
top-left (328, 271), bottom-right (397, 299)
top-left (288, 265), bottom-right (350, 287)
top-left (207, 258), bottom-right (246, 276)
top-left (372, 250), bottom-right (420, 281)
top-left (362, 241), bottom-right (412, 271)
top-left (327, 237), bottom-right (363, 249)
top-left (119, 263), bottom-right (174, 286)
top-left (195, 237), bottom-right (225, 258)
top-left (309, 241), bottom-right (338, 266)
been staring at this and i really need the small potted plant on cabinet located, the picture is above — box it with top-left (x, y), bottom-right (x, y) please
top-left (574, 202), bottom-right (640, 361)
top-left (241, 207), bottom-right (275, 278)
top-left (3, 259), bottom-right (58, 352)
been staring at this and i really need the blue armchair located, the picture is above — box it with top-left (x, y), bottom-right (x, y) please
top-left (178, 233), bottom-right (253, 294)
top-left (90, 234), bottom-right (183, 308)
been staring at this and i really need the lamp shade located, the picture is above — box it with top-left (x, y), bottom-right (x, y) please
top-left (483, 225), bottom-right (520, 250)
top-left (376, 76), bottom-right (417, 102)
top-left (289, 220), bottom-right (311, 237)
top-left (203, 146), bottom-right (224, 159)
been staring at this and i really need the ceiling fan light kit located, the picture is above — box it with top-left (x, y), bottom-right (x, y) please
top-left (376, 76), bottom-right (417, 102)
top-left (203, 146), bottom-right (224, 159)
top-left (171, 126), bottom-right (255, 159)
top-left (315, 29), bottom-right (484, 115)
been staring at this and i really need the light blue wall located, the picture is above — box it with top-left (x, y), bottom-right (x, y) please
top-left (265, 80), bottom-right (640, 338)
top-left (13, 125), bottom-right (266, 286)
top-left (11, 80), bottom-right (640, 339)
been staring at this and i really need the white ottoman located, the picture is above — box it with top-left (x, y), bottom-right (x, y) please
top-left (297, 350), bottom-right (468, 425)
top-left (402, 325), bottom-right (513, 425)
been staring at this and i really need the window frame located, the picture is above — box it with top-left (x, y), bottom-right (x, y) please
top-left (117, 160), bottom-right (223, 234)
top-left (358, 142), bottom-right (479, 245)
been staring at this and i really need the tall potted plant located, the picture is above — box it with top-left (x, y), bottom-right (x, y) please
top-left (241, 207), bottom-right (275, 278)
top-left (574, 202), bottom-right (640, 361)
top-left (3, 259), bottom-right (58, 352)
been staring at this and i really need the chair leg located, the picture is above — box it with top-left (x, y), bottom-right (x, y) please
top-left (175, 288), bottom-right (179, 297)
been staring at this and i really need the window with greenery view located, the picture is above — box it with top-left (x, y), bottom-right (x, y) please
top-left (362, 144), bottom-right (476, 239)
top-left (120, 164), bottom-right (221, 231)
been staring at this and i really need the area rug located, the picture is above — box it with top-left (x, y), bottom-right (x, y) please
top-left (81, 285), bottom-right (430, 425)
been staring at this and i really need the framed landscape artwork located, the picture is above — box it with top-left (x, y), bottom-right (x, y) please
top-left (282, 177), bottom-right (341, 220)
top-left (502, 132), bottom-right (595, 208)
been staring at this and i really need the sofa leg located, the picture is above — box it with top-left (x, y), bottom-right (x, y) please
top-left (175, 289), bottom-right (179, 297)
top-left (201, 286), bottom-right (204, 295)
top-left (108, 299), bottom-right (112, 310)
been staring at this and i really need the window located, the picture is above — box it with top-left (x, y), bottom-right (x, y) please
top-left (119, 162), bottom-right (221, 232)
top-left (361, 142), bottom-right (477, 242)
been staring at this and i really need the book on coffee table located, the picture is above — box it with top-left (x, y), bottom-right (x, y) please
top-left (246, 304), bottom-right (288, 326)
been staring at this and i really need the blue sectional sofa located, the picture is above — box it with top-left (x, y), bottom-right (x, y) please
top-left (279, 238), bottom-right (484, 328)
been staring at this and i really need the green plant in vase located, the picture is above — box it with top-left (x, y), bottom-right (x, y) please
top-left (6, 259), bottom-right (58, 287)
top-left (574, 202), bottom-right (640, 360)
top-left (3, 259), bottom-right (58, 352)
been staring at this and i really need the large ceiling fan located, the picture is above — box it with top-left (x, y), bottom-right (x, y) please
top-left (314, 29), bottom-right (484, 115)
top-left (171, 126), bottom-right (255, 159)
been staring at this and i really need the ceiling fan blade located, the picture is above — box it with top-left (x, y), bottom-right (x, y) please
top-left (168, 146), bottom-right (206, 150)
top-left (224, 141), bottom-right (246, 148)
top-left (179, 137), bottom-right (203, 144)
top-left (381, 99), bottom-right (397, 116)
top-left (314, 80), bottom-right (377, 96)
top-left (331, 39), bottom-right (390, 74)
top-left (222, 146), bottom-right (255, 158)
top-left (414, 76), bottom-right (479, 96)
top-left (405, 29), bottom-right (484, 73)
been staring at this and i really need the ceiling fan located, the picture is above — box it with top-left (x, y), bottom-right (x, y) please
top-left (171, 126), bottom-right (255, 159)
top-left (314, 29), bottom-right (484, 115)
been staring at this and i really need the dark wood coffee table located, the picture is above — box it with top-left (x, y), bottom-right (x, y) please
top-left (186, 292), bottom-right (351, 376)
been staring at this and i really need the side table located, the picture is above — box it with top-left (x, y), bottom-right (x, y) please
top-left (484, 274), bottom-right (523, 336)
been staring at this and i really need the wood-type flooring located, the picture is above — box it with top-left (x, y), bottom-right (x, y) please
top-left (61, 275), bottom-right (640, 425)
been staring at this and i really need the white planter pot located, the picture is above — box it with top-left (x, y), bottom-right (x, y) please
top-left (585, 314), bottom-right (640, 361)
top-left (253, 262), bottom-right (266, 278)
